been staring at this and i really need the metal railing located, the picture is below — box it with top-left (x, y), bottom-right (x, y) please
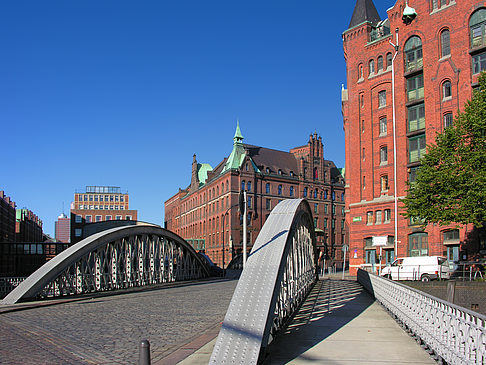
top-left (0, 277), bottom-right (26, 298)
top-left (358, 269), bottom-right (486, 364)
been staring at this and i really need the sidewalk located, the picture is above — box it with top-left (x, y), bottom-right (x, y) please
top-left (176, 278), bottom-right (435, 364)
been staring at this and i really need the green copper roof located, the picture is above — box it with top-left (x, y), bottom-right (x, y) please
top-left (234, 120), bottom-right (243, 141)
top-left (223, 121), bottom-right (246, 173)
top-left (198, 163), bottom-right (213, 184)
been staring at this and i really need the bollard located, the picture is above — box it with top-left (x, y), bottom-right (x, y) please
top-left (139, 339), bottom-right (151, 365)
top-left (446, 281), bottom-right (456, 304)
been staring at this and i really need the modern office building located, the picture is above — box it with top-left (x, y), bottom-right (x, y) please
top-left (55, 213), bottom-right (70, 243)
top-left (342, 0), bottom-right (485, 273)
top-left (70, 186), bottom-right (138, 244)
top-left (165, 123), bottom-right (346, 269)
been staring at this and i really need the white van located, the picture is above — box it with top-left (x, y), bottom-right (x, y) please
top-left (380, 256), bottom-right (450, 281)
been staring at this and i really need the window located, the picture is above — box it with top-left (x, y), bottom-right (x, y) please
top-left (472, 51), bottom-right (486, 74)
top-left (386, 52), bottom-right (392, 68)
top-left (379, 117), bottom-right (387, 136)
top-left (443, 229), bottom-right (459, 243)
top-left (408, 134), bottom-right (426, 163)
top-left (314, 189), bottom-right (318, 199)
top-left (266, 199), bottom-right (271, 210)
top-left (314, 167), bottom-right (318, 180)
top-left (380, 175), bottom-right (389, 192)
top-left (408, 233), bottom-right (428, 256)
top-left (384, 209), bottom-right (391, 223)
top-left (89, 195), bottom-right (93, 201)
top-left (444, 112), bottom-right (453, 128)
top-left (241, 181), bottom-right (245, 191)
top-left (324, 204), bottom-right (328, 214)
top-left (85, 215), bottom-right (92, 223)
top-left (375, 211), bottom-right (382, 224)
top-left (95, 215), bottom-right (102, 222)
top-left (362, 147), bottom-right (365, 160)
top-left (75, 228), bottom-right (82, 237)
top-left (115, 195), bottom-right (119, 202)
top-left (314, 203), bottom-right (318, 214)
top-left (369, 59), bottom-right (375, 75)
top-left (120, 196), bottom-right (124, 202)
top-left (332, 191), bottom-right (335, 201)
top-left (324, 190), bottom-right (328, 199)
top-left (341, 219), bottom-right (345, 230)
top-left (303, 187), bottom-right (307, 197)
top-left (247, 181), bottom-right (251, 192)
top-left (314, 218), bottom-right (318, 228)
top-left (94, 195), bottom-right (98, 202)
top-left (289, 186), bottom-right (294, 197)
top-left (247, 196), bottom-right (252, 209)
top-left (408, 103), bottom-right (425, 131)
top-left (266, 183), bottom-right (270, 194)
top-left (407, 74), bottom-right (424, 101)
top-left (358, 63), bottom-right (364, 80)
top-left (378, 90), bottom-right (386, 107)
top-left (470, 9), bottom-right (486, 48)
top-left (110, 196), bottom-right (114, 202)
top-left (99, 196), bottom-right (103, 202)
top-left (440, 29), bottom-right (450, 57)
top-left (75, 215), bottom-right (82, 223)
top-left (363, 176), bottom-right (366, 189)
top-left (377, 56), bottom-right (383, 72)
top-left (341, 193), bottom-right (344, 202)
top-left (278, 185), bottom-right (282, 195)
top-left (323, 218), bottom-right (328, 228)
top-left (332, 219), bottom-right (336, 229)
top-left (443, 80), bottom-right (451, 99)
top-left (367, 211), bottom-right (373, 225)
top-left (380, 146), bottom-right (388, 165)
top-left (106, 215), bottom-right (112, 221)
top-left (409, 166), bottom-right (419, 184)
top-left (116, 215), bottom-right (122, 220)
top-left (404, 36), bottom-right (423, 72)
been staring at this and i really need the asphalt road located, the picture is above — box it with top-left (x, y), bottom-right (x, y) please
top-left (0, 279), bottom-right (237, 364)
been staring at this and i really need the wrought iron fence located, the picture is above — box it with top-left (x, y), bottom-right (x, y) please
top-left (358, 269), bottom-right (486, 364)
top-left (0, 277), bottom-right (26, 299)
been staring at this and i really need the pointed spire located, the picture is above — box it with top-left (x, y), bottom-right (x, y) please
top-left (348, 0), bottom-right (381, 29)
top-left (234, 120), bottom-right (243, 142)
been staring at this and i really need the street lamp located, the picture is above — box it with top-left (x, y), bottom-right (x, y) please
top-left (222, 203), bottom-right (239, 277)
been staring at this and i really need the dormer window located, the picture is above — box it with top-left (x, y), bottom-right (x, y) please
top-left (278, 169), bottom-right (282, 175)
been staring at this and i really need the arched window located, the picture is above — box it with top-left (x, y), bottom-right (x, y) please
top-left (440, 29), bottom-right (450, 57)
top-left (241, 180), bottom-right (245, 191)
top-left (442, 80), bottom-right (452, 99)
top-left (303, 187), bottom-right (308, 197)
top-left (369, 59), bottom-right (375, 75)
top-left (278, 185), bottom-right (282, 195)
top-left (470, 9), bottom-right (486, 48)
top-left (265, 183), bottom-right (270, 194)
top-left (404, 36), bottom-right (423, 72)
top-left (314, 189), bottom-right (318, 199)
top-left (386, 52), bottom-right (393, 68)
top-left (358, 63), bottom-right (364, 80)
top-left (247, 181), bottom-right (251, 192)
top-left (377, 56), bottom-right (383, 72)
top-left (289, 186), bottom-right (294, 197)
top-left (314, 167), bottom-right (318, 180)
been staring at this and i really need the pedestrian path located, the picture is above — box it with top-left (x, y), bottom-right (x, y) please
top-left (178, 278), bottom-right (435, 364)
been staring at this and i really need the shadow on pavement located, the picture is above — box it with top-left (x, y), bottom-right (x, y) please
top-left (262, 279), bottom-right (374, 364)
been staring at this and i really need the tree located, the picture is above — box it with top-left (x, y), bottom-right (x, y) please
top-left (401, 72), bottom-right (486, 228)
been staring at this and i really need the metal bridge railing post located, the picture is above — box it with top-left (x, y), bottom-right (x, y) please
top-left (139, 339), bottom-right (151, 365)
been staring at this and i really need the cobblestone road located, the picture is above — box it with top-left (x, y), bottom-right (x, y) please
top-left (0, 279), bottom-right (237, 364)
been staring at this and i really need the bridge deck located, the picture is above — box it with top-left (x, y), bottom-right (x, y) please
top-left (181, 278), bottom-right (436, 365)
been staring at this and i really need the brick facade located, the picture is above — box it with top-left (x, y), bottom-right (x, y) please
top-left (342, 0), bottom-right (485, 274)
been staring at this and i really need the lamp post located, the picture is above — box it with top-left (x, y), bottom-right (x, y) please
top-left (222, 203), bottom-right (239, 277)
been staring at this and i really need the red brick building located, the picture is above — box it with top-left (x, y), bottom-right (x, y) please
top-left (70, 186), bottom-right (138, 243)
top-left (165, 123), bottom-right (346, 269)
top-left (15, 209), bottom-right (43, 243)
top-left (0, 191), bottom-right (16, 243)
top-left (342, 0), bottom-right (485, 273)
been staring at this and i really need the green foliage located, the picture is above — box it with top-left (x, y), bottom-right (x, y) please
top-left (402, 72), bottom-right (486, 227)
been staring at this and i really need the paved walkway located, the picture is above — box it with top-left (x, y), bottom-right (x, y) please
top-left (181, 278), bottom-right (436, 364)
top-left (0, 279), bottom-right (237, 364)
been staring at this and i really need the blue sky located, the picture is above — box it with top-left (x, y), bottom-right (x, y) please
top-left (1, 0), bottom-right (393, 237)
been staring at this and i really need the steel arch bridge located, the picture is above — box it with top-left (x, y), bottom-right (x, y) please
top-left (2, 224), bottom-right (210, 305)
top-left (210, 199), bottom-right (318, 364)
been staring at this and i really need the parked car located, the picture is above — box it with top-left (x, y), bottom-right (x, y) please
top-left (380, 256), bottom-right (450, 281)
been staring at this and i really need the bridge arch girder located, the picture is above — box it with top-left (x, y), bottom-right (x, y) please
top-left (2, 225), bottom-right (210, 304)
top-left (210, 199), bottom-right (318, 364)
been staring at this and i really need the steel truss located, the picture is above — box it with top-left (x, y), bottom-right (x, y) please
top-left (2, 225), bottom-right (210, 304)
top-left (358, 270), bottom-right (486, 364)
top-left (210, 199), bottom-right (318, 364)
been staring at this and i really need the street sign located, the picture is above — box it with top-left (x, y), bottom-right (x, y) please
top-left (372, 236), bottom-right (388, 247)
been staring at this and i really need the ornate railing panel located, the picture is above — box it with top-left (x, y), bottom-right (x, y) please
top-left (210, 199), bottom-right (317, 364)
top-left (358, 269), bottom-right (486, 364)
top-left (1, 225), bottom-right (210, 304)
